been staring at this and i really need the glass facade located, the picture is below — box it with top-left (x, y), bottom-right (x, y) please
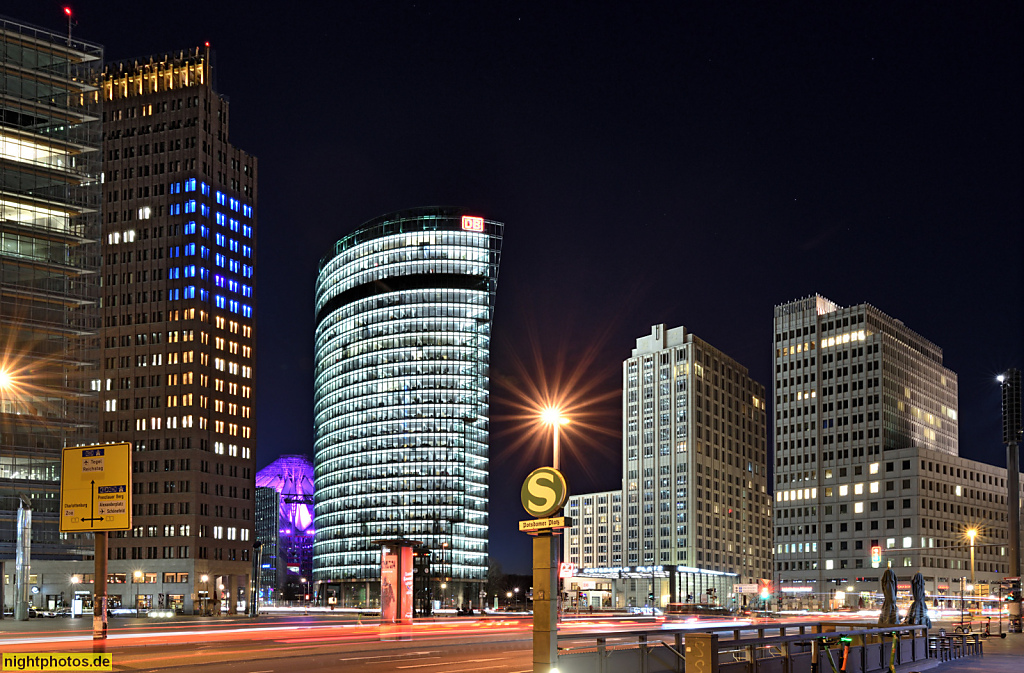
top-left (0, 18), bottom-right (103, 559)
top-left (313, 207), bottom-right (503, 600)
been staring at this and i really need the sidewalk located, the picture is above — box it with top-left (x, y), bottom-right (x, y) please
top-left (925, 630), bottom-right (1024, 673)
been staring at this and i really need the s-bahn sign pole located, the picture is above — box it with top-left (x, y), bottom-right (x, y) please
top-left (520, 467), bottom-right (570, 673)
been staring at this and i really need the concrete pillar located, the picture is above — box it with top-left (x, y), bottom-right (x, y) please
top-left (228, 575), bottom-right (238, 614)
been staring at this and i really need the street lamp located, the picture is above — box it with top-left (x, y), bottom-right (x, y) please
top-left (440, 582), bottom-right (447, 608)
top-left (70, 575), bottom-right (80, 617)
top-left (540, 407), bottom-right (570, 470)
top-left (506, 591), bottom-right (513, 609)
top-left (514, 587), bottom-right (520, 609)
top-left (200, 574), bottom-right (209, 615)
top-left (133, 571), bottom-right (142, 618)
top-left (967, 528), bottom-right (977, 592)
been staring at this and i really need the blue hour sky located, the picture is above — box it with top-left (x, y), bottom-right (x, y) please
top-left (18, 2), bottom-right (1022, 573)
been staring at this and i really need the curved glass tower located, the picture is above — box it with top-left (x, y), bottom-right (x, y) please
top-left (313, 207), bottom-right (503, 604)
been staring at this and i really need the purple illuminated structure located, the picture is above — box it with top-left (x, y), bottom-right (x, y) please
top-left (255, 455), bottom-right (315, 603)
top-left (256, 455), bottom-right (315, 534)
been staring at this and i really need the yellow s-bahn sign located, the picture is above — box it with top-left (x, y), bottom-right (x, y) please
top-left (520, 467), bottom-right (569, 518)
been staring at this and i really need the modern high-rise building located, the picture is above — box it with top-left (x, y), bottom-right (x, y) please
top-left (0, 17), bottom-right (103, 561)
top-left (622, 325), bottom-right (770, 580)
top-left (95, 46), bottom-right (257, 614)
top-left (563, 324), bottom-right (771, 608)
top-left (770, 294), bottom-right (1010, 608)
top-left (254, 455), bottom-right (314, 603)
top-left (312, 207), bottom-right (503, 607)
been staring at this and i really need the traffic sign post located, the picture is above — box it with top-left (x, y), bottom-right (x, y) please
top-left (520, 466), bottom-right (569, 673)
top-left (60, 443), bottom-right (132, 642)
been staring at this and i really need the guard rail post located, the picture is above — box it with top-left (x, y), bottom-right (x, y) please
top-left (685, 632), bottom-right (719, 673)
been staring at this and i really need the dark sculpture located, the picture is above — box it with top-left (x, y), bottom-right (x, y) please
top-left (902, 572), bottom-right (931, 627)
top-left (878, 567), bottom-right (898, 626)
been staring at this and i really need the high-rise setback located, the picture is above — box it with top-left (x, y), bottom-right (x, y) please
top-left (621, 325), bottom-right (771, 583)
top-left (96, 46), bottom-right (257, 614)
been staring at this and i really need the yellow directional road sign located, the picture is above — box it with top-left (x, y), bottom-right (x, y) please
top-left (60, 443), bottom-right (132, 532)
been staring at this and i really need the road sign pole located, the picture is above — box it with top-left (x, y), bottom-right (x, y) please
top-left (533, 531), bottom-right (557, 673)
top-left (93, 532), bottom-right (107, 641)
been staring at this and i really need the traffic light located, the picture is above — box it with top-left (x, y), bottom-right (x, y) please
top-left (648, 592), bottom-right (655, 602)
top-left (758, 579), bottom-right (772, 601)
top-left (871, 546), bottom-right (882, 566)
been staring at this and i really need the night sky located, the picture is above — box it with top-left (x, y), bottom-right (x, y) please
top-left (18, 2), bottom-right (1022, 573)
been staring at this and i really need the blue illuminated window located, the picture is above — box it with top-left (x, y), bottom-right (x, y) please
top-left (199, 289), bottom-right (208, 301)
top-left (216, 212), bottom-right (226, 226)
top-left (200, 246), bottom-right (209, 259)
top-left (169, 246), bottom-right (180, 258)
top-left (201, 182), bottom-right (210, 196)
top-left (200, 267), bottom-right (209, 280)
top-left (242, 264), bottom-right (253, 278)
top-left (200, 225), bottom-right (209, 238)
top-left (242, 225), bottom-right (252, 238)
top-left (242, 204), bottom-right (252, 217)
top-left (216, 233), bottom-right (226, 246)
top-left (184, 286), bottom-right (196, 299)
top-left (170, 182), bottom-right (181, 194)
top-left (229, 198), bottom-right (240, 212)
top-left (185, 200), bottom-right (196, 213)
top-left (241, 284), bottom-right (252, 297)
top-left (200, 204), bottom-right (210, 217)
top-left (168, 288), bottom-right (180, 300)
top-left (242, 305), bottom-right (252, 318)
top-left (184, 243), bottom-right (196, 256)
top-left (170, 203), bottom-right (181, 215)
top-left (229, 239), bottom-right (239, 253)
top-left (216, 191), bottom-right (226, 205)
top-left (229, 280), bottom-right (238, 293)
top-left (242, 245), bottom-right (252, 258)
top-left (215, 254), bottom-right (225, 268)
top-left (229, 260), bottom-right (240, 273)
top-left (215, 275), bottom-right (226, 288)
top-left (184, 178), bottom-right (196, 192)
top-left (229, 300), bottom-right (239, 313)
top-left (215, 295), bottom-right (226, 309)
top-left (229, 218), bottom-right (239, 232)
top-left (183, 222), bottom-right (196, 235)
top-left (184, 265), bottom-right (196, 278)
top-left (168, 267), bottom-right (180, 279)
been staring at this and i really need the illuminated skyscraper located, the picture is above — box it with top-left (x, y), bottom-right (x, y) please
top-left (96, 46), bottom-right (257, 614)
top-left (0, 17), bottom-right (103, 560)
top-left (313, 207), bottom-right (502, 607)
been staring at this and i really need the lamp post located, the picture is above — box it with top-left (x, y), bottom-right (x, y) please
top-left (967, 529), bottom-right (977, 595)
top-left (440, 582), bottom-right (447, 608)
top-left (200, 574), bottom-right (209, 615)
top-left (133, 571), bottom-right (142, 618)
top-left (218, 583), bottom-right (225, 615)
top-left (541, 407), bottom-right (570, 470)
top-left (514, 587), bottom-right (519, 610)
top-left (70, 575), bottom-right (80, 617)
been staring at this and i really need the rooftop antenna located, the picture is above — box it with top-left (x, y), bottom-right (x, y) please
top-left (63, 6), bottom-right (75, 47)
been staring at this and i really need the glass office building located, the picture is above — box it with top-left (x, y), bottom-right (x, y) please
top-left (312, 207), bottom-right (503, 606)
top-left (0, 17), bottom-right (103, 560)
